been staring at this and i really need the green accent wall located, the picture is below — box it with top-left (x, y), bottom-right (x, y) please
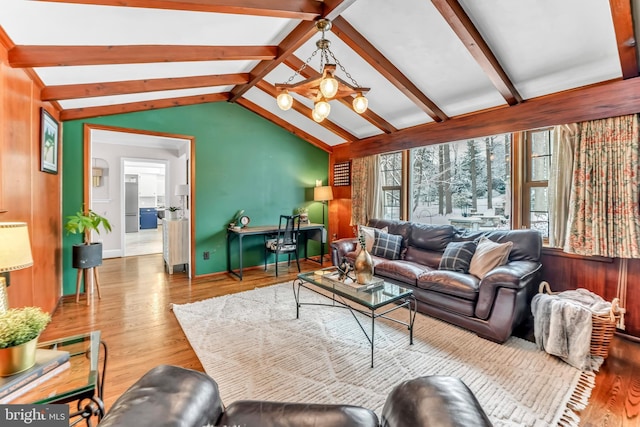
top-left (62, 102), bottom-right (329, 295)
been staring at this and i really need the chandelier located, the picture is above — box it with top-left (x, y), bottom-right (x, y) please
top-left (275, 19), bottom-right (369, 123)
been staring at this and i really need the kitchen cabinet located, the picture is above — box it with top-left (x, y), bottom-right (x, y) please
top-left (139, 173), bottom-right (156, 197)
top-left (163, 219), bottom-right (189, 274)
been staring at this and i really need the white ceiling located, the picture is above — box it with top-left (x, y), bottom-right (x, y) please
top-left (0, 0), bottom-right (632, 148)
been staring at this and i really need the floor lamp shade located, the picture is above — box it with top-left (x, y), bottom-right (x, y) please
top-left (313, 186), bottom-right (333, 202)
top-left (0, 222), bottom-right (34, 311)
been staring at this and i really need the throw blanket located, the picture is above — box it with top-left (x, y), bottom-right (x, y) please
top-left (531, 288), bottom-right (611, 371)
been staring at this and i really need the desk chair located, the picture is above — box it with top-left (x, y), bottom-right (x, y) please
top-left (264, 214), bottom-right (301, 277)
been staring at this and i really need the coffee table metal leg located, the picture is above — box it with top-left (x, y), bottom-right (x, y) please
top-left (370, 309), bottom-right (375, 368)
top-left (292, 279), bottom-right (301, 319)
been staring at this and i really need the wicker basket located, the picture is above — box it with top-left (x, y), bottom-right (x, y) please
top-left (538, 282), bottom-right (621, 359)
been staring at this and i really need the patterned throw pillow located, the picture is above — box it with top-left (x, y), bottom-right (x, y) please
top-left (438, 241), bottom-right (477, 274)
top-left (356, 225), bottom-right (388, 252)
top-left (371, 229), bottom-right (402, 260)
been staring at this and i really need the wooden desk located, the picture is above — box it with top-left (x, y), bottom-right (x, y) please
top-left (226, 223), bottom-right (326, 280)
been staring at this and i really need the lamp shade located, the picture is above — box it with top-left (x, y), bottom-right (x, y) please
top-left (314, 186), bottom-right (334, 202)
top-left (175, 184), bottom-right (189, 196)
top-left (0, 222), bottom-right (33, 272)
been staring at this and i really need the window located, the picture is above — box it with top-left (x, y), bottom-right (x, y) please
top-left (523, 128), bottom-right (553, 238)
top-left (409, 134), bottom-right (511, 230)
top-left (380, 152), bottom-right (402, 220)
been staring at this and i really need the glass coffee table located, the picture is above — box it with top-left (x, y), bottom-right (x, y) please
top-left (6, 331), bottom-right (106, 427)
top-left (294, 267), bottom-right (416, 368)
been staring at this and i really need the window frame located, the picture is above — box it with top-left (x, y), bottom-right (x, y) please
top-left (522, 127), bottom-right (552, 239)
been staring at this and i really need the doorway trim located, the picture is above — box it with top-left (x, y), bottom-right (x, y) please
top-left (83, 123), bottom-right (196, 277)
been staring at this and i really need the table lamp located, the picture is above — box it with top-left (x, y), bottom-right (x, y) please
top-left (0, 222), bottom-right (34, 312)
top-left (175, 184), bottom-right (190, 219)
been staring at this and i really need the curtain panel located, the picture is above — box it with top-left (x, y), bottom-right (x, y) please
top-left (565, 114), bottom-right (640, 258)
top-left (351, 155), bottom-right (381, 227)
top-left (548, 124), bottom-right (577, 247)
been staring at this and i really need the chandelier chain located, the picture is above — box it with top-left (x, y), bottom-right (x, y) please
top-left (283, 49), bottom-right (320, 85)
top-left (327, 49), bottom-right (360, 88)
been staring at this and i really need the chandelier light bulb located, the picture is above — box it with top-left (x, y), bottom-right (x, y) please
top-left (276, 91), bottom-right (293, 111)
top-left (314, 99), bottom-right (331, 119)
top-left (353, 93), bottom-right (368, 114)
top-left (319, 75), bottom-right (339, 99)
top-left (312, 109), bottom-right (325, 123)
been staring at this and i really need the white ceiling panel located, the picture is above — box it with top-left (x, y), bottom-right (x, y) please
top-left (343, 0), bottom-right (507, 116)
top-left (34, 61), bottom-right (259, 86)
top-left (58, 86), bottom-right (233, 109)
top-left (0, 1), bottom-right (299, 46)
top-left (245, 88), bottom-right (346, 146)
top-left (459, 0), bottom-right (622, 99)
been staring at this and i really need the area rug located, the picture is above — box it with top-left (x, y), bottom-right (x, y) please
top-left (172, 283), bottom-right (595, 426)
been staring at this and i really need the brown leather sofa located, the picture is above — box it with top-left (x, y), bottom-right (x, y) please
top-left (98, 365), bottom-right (492, 427)
top-left (330, 219), bottom-right (542, 343)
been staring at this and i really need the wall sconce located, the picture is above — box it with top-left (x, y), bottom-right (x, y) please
top-left (92, 168), bottom-right (103, 187)
top-left (0, 222), bottom-right (34, 312)
top-left (92, 158), bottom-right (109, 187)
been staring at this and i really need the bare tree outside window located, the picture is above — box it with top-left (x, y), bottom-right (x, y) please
top-left (409, 134), bottom-right (511, 230)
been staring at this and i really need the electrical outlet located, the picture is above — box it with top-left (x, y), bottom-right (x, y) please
top-left (203, 251), bottom-right (210, 260)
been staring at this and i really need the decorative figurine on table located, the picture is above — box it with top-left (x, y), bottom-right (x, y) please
top-left (336, 257), bottom-right (354, 282)
top-left (354, 232), bottom-right (374, 284)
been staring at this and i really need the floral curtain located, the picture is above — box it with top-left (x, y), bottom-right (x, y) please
top-left (351, 155), bottom-right (381, 228)
top-left (548, 124), bottom-right (577, 247)
top-left (565, 114), bottom-right (640, 258)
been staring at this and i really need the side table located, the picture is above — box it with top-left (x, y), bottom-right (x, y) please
top-left (7, 331), bottom-right (107, 427)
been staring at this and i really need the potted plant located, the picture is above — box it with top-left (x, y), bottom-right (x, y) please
top-left (166, 206), bottom-right (181, 220)
top-left (296, 207), bottom-right (309, 223)
top-left (65, 209), bottom-right (112, 269)
top-left (0, 307), bottom-right (51, 376)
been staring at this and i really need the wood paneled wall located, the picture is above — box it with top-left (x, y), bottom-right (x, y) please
top-left (1, 31), bottom-right (61, 313)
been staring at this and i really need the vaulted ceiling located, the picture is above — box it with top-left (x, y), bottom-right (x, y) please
top-left (1, 0), bottom-right (638, 154)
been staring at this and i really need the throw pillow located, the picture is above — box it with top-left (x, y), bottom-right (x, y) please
top-left (371, 229), bottom-right (402, 260)
top-left (469, 237), bottom-right (513, 279)
top-left (439, 241), bottom-right (477, 274)
top-left (356, 225), bottom-right (388, 252)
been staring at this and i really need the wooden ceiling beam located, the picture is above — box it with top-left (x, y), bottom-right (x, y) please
top-left (348, 77), bottom-right (640, 158)
top-left (256, 80), bottom-right (356, 142)
top-left (608, 0), bottom-right (639, 79)
top-left (236, 98), bottom-right (333, 153)
top-left (35, 0), bottom-right (323, 20)
top-left (8, 45), bottom-right (276, 67)
top-left (431, 0), bottom-right (522, 105)
top-left (60, 92), bottom-right (229, 120)
top-left (42, 73), bottom-right (249, 101)
top-left (331, 16), bottom-right (447, 122)
top-left (284, 56), bottom-right (398, 133)
top-left (229, 0), bottom-right (357, 102)
top-left (229, 21), bottom-right (317, 101)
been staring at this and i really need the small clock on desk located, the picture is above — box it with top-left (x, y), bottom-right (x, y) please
top-left (239, 215), bottom-right (250, 227)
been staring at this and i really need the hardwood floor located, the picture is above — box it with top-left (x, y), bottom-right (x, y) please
top-left (41, 254), bottom-right (640, 426)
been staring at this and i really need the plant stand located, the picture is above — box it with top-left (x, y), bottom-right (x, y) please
top-left (72, 243), bottom-right (103, 306)
top-left (76, 267), bottom-right (101, 306)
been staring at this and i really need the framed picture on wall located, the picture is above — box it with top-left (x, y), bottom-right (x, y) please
top-left (40, 108), bottom-right (59, 174)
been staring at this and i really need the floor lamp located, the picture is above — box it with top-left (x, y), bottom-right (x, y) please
top-left (0, 222), bottom-right (34, 312)
top-left (313, 185), bottom-right (333, 262)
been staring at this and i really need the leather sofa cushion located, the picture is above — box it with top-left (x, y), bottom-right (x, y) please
top-left (417, 270), bottom-right (480, 301)
top-left (461, 229), bottom-right (541, 262)
top-left (220, 401), bottom-right (379, 427)
top-left (413, 288), bottom-right (476, 317)
top-left (408, 223), bottom-right (457, 252)
top-left (403, 246), bottom-right (442, 269)
top-left (98, 365), bottom-right (224, 427)
top-left (381, 376), bottom-right (492, 427)
top-left (374, 260), bottom-right (433, 286)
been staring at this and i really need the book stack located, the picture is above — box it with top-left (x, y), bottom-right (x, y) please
top-left (0, 349), bottom-right (70, 403)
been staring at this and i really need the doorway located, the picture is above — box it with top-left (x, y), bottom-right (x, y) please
top-left (84, 124), bottom-right (195, 278)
